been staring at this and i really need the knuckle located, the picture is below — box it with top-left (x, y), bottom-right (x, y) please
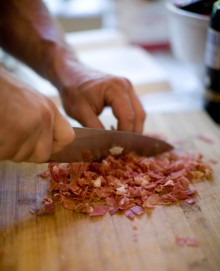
top-left (109, 76), bottom-right (133, 90)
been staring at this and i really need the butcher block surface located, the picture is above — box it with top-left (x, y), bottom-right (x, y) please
top-left (0, 111), bottom-right (220, 271)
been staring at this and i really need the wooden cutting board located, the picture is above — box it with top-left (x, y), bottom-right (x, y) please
top-left (0, 111), bottom-right (220, 271)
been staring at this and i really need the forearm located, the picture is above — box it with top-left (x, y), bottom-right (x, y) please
top-left (0, 0), bottom-right (82, 88)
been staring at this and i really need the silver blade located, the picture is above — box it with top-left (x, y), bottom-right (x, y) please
top-left (48, 127), bottom-right (173, 162)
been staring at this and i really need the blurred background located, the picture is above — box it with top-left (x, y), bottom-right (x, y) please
top-left (43, 0), bottom-right (170, 49)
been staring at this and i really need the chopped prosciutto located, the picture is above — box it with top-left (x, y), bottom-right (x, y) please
top-left (30, 197), bottom-right (55, 216)
top-left (143, 193), bottom-right (161, 208)
top-left (130, 205), bottom-right (144, 216)
top-left (39, 150), bottom-right (213, 219)
top-left (195, 134), bottom-right (214, 144)
top-left (124, 209), bottom-right (136, 220)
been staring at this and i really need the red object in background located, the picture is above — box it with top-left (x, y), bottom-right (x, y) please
top-left (131, 41), bottom-right (171, 52)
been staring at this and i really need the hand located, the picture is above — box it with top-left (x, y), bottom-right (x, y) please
top-left (56, 62), bottom-right (146, 133)
top-left (0, 67), bottom-right (75, 162)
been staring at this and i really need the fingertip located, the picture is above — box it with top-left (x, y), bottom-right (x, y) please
top-left (134, 108), bottom-right (147, 133)
top-left (75, 109), bottom-right (105, 129)
top-left (55, 110), bottom-right (75, 139)
top-left (48, 108), bottom-right (74, 153)
top-left (62, 124), bottom-right (75, 145)
top-left (115, 106), bottom-right (136, 132)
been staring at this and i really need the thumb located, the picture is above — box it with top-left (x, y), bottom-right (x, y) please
top-left (52, 109), bottom-right (75, 154)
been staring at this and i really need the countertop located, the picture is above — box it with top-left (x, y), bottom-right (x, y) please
top-left (0, 111), bottom-right (220, 271)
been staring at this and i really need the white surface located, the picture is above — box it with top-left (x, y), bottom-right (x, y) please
top-left (76, 45), bottom-right (170, 94)
top-left (65, 29), bottom-right (127, 51)
top-left (166, 0), bottom-right (209, 67)
top-left (66, 29), bottom-right (170, 94)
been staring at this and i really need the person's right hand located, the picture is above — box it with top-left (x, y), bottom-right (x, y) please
top-left (0, 67), bottom-right (75, 163)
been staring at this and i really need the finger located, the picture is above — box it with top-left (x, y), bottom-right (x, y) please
top-left (67, 99), bottom-right (104, 129)
top-left (0, 123), bottom-right (41, 161)
top-left (128, 91), bottom-right (146, 133)
top-left (26, 107), bottom-right (74, 162)
top-left (106, 79), bottom-right (146, 133)
top-left (111, 99), bottom-right (135, 132)
top-left (0, 140), bottom-right (20, 161)
top-left (11, 130), bottom-right (42, 162)
top-left (26, 124), bottom-right (54, 163)
top-left (52, 109), bottom-right (76, 154)
top-left (76, 107), bottom-right (104, 129)
top-left (105, 84), bottom-right (136, 132)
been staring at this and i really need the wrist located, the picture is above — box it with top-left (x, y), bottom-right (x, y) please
top-left (46, 44), bottom-right (105, 96)
top-left (46, 46), bottom-right (88, 92)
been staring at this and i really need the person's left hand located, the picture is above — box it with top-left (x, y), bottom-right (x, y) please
top-left (57, 65), bottom-right (146, 133)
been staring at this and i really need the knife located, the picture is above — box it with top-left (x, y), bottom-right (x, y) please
top-left (48, 127), bottom-right (173, 163)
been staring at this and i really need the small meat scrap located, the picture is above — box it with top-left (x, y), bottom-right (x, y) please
top-left (90, 205), bottom-right (109, 217)
top-left (176, 236), bottom-right (199, 247)
top-left (30, 197), bottom-right (55, 216)
top-left (195, 134), bottom-right (214, 144)
top-left (39, 150), bottom-right (213, 219)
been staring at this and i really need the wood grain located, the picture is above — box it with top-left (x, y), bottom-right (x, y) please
top-left (0, 111), bottom-right (220, 271)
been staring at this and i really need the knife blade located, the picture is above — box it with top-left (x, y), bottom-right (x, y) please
top-left (48, 127), bottom-right (173, 163)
